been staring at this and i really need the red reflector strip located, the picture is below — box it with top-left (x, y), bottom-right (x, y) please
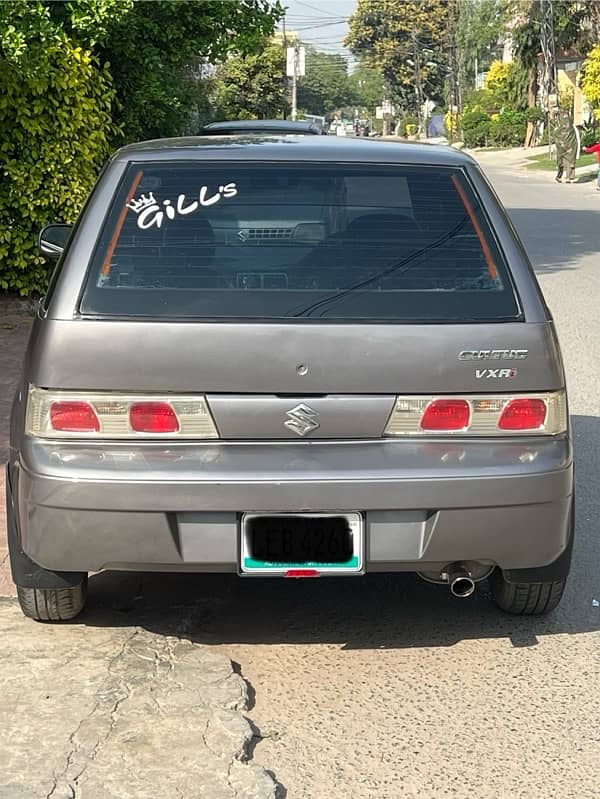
top-left (50, 401), bottom-right (100, 433)
top-left (421, 399), bottom-right (470, 431)
top-left (284, 569), bottom-right (320, 578)
top-left (129, 401), bottom-right (179, 433)
top-left (498, 398), bottom-right (547, 430)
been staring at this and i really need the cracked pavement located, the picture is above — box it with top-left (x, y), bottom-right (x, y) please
top-left (0, 600), bottom-right (278, 799)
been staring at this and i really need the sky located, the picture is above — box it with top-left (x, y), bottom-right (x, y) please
top-left (279, 0), bottom-right (358, 63)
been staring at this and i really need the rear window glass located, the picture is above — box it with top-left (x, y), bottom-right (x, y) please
top-left (80, 162), bottom-right (520, 322)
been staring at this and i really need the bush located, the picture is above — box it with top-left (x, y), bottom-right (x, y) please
top-left (444, 109), bottom-right (460, 137)
top-left (460, 107), bottom-right (527, 149)
top-left (488, 109), bottom-right (527, 147)
top-left (0, 37), bottom-right (115, 295)
top-left (581, 45), bottom-right (600, 114)
top-left (461, 109), bottom-right (491, 147)
top-left (581, 123), bottom-right (599, 147)
top-left (395, 114), bottom-right (418, 137)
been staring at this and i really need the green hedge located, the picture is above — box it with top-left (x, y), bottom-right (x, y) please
top-left (461, 108), bottom-right (528, 149)
top-left (0, 37), bottom-right (114, 295)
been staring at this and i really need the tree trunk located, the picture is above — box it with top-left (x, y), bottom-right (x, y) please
top-left (524, 66), bottom-right (538, 148)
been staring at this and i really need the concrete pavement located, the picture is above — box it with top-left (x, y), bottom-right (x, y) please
top-left (0, 599), bottom-right (280, 799)
top-left (2, 156), bottom-right (600, 797)
top-left (0, 309), bottom-right (280, 798)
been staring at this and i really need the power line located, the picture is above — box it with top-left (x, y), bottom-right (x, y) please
top-left (292, 20), bottom-right (349, 30)
top-left (294, 0), bottom-right (347, 18)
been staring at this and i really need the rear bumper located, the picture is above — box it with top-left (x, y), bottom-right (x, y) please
top-left (12, 437), bottom-right (573, 574)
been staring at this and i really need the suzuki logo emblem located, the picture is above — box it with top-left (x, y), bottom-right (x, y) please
top-left (284, 403), bottom-right (320, 437)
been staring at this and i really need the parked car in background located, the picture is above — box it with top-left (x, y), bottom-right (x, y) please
top-left (6, 133), bottom-right (572, 620)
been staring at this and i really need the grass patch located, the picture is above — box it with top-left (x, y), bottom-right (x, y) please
top-left (526, 152), bottom-right (597, 171)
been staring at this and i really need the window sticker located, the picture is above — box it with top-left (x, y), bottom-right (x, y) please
top-left (126, 183), bottom-right (238, 230)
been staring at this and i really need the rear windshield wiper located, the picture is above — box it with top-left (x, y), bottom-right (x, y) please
top-left (287, 215), bottom-right (470, 319)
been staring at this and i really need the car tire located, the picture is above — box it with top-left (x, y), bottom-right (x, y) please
top-left (16, 578), bottom-right (87, 622)
top-left (489, 571), bottom-right (566, 615)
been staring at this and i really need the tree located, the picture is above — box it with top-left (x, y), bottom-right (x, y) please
top-left (0, 0), bottom-right (284, 295)
top-left (455, 0), bottom-right (510, 94)
top-left (581, 45), bottom-right (600, 116)
top-left (93, 1), bottom-right (283, 143)
top-left (297, 49), bottom-right (354, 117)
top-left (510, 0), bottom-right (591, 146)
top-left (482, 59), bottom-right (528, 111)
top-left (346, 0), bottom-right (449, 112)
top-left (348, 63), bottom-right (387, 113)
top-left (0, 1), bottom-right (116, 294)
top-left (213, 40), bottom-right (288, 120)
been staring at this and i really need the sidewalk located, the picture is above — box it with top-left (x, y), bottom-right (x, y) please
top-left (469, 144), bottom-right (599, 181)
top-left (0, 601), bottom-right (279, 799)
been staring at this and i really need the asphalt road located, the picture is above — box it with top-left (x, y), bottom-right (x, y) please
top-left (2, 157), bottom-right (600, 798)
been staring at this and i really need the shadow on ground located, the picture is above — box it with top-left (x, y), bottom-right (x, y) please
top-left (59, 413), bottom-right (598, 652)
top-left (507, 208), bottom-right (600, 276)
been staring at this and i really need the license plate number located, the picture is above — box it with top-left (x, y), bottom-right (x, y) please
top-left (240, 513), bottom-right (364, 576)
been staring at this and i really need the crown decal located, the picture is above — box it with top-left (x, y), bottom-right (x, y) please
top-left (126, 192), bottom-right (157, 213)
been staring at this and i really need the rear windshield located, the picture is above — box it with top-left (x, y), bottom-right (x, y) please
top-left (80, 161), bottom-right (521, 322)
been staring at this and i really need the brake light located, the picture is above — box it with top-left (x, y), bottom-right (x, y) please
top-left (421, 399), bottom-right (470, 431)
top-left (384, 392), bottom-right (566, 437)
top-left (498, 398), bottom-right (547, 430)
top-left (130, 402), bottom-right (179, 433)
top-left (50, 401), bottom-right (100, 432)
top-left (26, 388), bottom-right (218, 439)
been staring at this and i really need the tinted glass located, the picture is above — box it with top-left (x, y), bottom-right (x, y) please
top-left (81, 162), bottom-right (520, 322)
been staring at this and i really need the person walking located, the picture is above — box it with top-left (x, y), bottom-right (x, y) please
top-left (554, 110), bottom-right (578, 183)
top-left (583, 139), bottom-right (600, 191)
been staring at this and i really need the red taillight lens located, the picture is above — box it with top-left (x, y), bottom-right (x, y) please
top-left (50, 401), bottom-right (100, 433)
top-left (129, 401), bottom-right (179, 433)
top-left (498, 398), bottom-right (547, 430)
top-left (420, 399), bottom-right (470, 431)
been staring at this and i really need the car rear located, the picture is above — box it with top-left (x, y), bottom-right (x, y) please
top-left (7, 137), bottom-right (573, 619)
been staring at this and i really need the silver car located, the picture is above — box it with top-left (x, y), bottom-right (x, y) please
top-left (6, 134), bottom-right (573, 620)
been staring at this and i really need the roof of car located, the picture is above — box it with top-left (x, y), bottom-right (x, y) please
top-left (200, 119), bottom-right (324, 135)
top-left (114, 135), bottom-right (476, 167)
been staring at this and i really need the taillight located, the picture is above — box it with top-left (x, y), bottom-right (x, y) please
top-left (26, 388), bottom-right (218, 439)
top-left (384, 392), bottom-right (566, 437)
top-left (421, 399), bottom-right (470, 431)
top-left (498, 398), bottom-right (547, 431)
top-left (130, 402), bottom-right (179, 434)
top-left (49, 401), bottom-right (100, 433)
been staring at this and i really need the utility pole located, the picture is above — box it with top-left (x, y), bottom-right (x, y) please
top-left (412, 33), bottom-right (424, 136)
top-left (286, 43), bottom-right (304, 122)
top-left (291, 44), bottom-right (298, 121)
top-left (540, 0), bottom-right (558, 148)
top-left (446, 0), bottom-right (461, 143)
top-left (540, 0), bottom-right (558, 105)
top-left (282, 14), bottom-right (288, 119)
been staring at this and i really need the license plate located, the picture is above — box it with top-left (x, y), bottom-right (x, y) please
top-left (240, 512), bottom-right (364, 576)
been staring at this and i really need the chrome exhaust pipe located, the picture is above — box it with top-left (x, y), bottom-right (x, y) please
top-left (446, 563), bottom-right (475, 598)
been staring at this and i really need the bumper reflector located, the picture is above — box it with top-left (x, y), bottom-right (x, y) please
top-left (284, 569), bottom-right (320, 578)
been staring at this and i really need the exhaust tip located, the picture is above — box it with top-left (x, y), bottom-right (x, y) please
top-left (446, 563), bottom-right (476, 598)
top-left (450, 575), bottom-right (475, 598)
